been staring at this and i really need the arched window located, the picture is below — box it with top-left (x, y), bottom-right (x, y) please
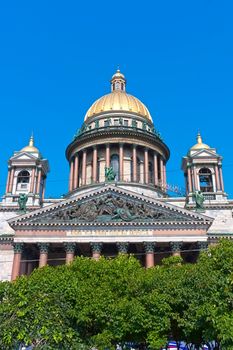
top-left (17, 170), bottom-right (30, 189)
top-left (110, 154), bottom-right (119, 181)
top-left (199, 168), bottom-right (213, 192)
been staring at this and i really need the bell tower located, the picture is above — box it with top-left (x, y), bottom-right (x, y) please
top-left (2, 135), bottom-right (49, 208)
top-left (182, 132), bottom-right (227, 203)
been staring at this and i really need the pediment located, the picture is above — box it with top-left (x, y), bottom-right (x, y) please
top-left (190, 149), bottom-right (219, 159)
top-left (8, 185), bottom-right (213, 228)
top-left (11, 152), bottom-right (37, 161)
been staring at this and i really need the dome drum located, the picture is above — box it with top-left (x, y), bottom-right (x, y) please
top-left (67, 141), bottom-right (168, 198)
top-left (66, 126), bottom-right (170, 162)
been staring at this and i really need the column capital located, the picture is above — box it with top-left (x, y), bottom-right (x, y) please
top-left (198, 241), bottom-right (208, 251)
top-left (116, 242), bottom-right (129, 254)
top-left (13, 242), bottom-right (24, 253)
top-left (144, 242), bottom-right (156, 253)
top-left (38, 243), bottom-right (50, 253)
top-left (90, 242), bottom-right (103, 253)
top-left (170, 241), bottom-right (183, 252)
top-left (64, 242), bottom-right (76, 253)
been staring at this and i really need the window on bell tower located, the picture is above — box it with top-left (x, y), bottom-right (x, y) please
top-left (17, 170), bottom-right (30, 190)
top-left (199, 168), bottom-right (213, 192)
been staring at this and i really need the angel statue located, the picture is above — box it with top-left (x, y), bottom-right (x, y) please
top-left (18, 193), bottom-right (28, 213)
top-left (192, 190), bottom-right (205, 212)
top-left (105, 167), bottom-right (116, 182)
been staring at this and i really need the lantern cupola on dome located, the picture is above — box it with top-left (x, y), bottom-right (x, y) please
top-left (111, 69), bottom-right (126, 92)
top-left (84, 69), bottom-right (152, 122)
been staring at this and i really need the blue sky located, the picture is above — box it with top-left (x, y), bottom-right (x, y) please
top-left (0, 0), bottom-right (232, 198)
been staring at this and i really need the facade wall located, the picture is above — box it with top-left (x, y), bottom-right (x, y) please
top-left (0, 245), bottom-right (13, 281)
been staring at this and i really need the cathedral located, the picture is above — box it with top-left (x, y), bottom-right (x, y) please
top-left (0, 69), bottom-right (232, 281)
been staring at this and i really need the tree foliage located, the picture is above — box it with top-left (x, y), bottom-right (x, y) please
top-left (0, 240), bottom-right (233, 349)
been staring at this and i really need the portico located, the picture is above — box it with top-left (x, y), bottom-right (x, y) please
top-left (9, 185), bottom-right (212, 280)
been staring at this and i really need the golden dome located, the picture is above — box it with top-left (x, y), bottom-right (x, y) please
top-left (111, 69), bottom-right (125, 80)
top-left (21, 135), bottom-right (39, 153)
top-left (191, 132), bottom-right (210, 150)
top-left (84, 69), bottom-right (152, 122)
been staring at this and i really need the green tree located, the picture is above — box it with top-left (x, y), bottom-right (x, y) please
top-left (0, 255), bottom-right (171, 349)
top-left (179, 240), bottom-right (233, 349)
top-left (1, 240), bottom-right (233, 349)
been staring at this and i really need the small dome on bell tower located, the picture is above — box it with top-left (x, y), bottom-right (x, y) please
top-left (182, 132), bottom-right (227, 204)
top-left (2, 135), bottom-right (49, 209)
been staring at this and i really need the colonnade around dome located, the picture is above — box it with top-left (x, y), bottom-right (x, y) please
top-left (68, 142), bottom-right (167, 195)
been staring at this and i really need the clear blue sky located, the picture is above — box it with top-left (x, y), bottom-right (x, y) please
top-left (0, 0), bottom-right (232, 198)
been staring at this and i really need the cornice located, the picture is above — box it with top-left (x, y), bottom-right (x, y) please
top-left (66, 127), bottom-right (170, 161)
top-left (208, 233), bottom-right (233, 238)
top-left (186, 203), bottom-right (233, 210)
top-left (0, 234), bottom-right (14, 243)
top-left (12, 220), bottom-right (210, 229)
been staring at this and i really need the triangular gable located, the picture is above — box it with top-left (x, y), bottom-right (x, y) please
top-left (190, 148), bottom-right (219, 159)
top-left (8, 185), bottom-right (213, 228)
top-left (11, 152), bottom-right (38, 161)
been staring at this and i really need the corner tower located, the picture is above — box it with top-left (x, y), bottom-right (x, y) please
top-left (2, 135), bottom-right (49, 208)
top-left (66, 70), bottom-right (170, 198)
top-left (182, 132), bottom-right (227, 203)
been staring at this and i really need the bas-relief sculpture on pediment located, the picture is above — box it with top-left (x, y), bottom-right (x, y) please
top-left (11, 189), bottom-right (212, 226)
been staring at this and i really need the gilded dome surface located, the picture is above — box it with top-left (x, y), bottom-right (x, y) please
top-left (84, 91), bottom-right (152, 122)
top-left (21, 135), bottom-right (39, 153)
top-left (191, 132), bottom-right (210, 150)
top-left (84, 70), bottom-right (152, 122)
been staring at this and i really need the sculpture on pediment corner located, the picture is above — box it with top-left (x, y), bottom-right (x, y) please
top-left (105, 167), bottom-right (116, 182)
top-left (18, 194), bottom-right (28, 213)
top-left (192, 190), bottom-right (205, 212)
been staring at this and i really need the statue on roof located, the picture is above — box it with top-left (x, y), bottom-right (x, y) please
top-left (105, 167), bottom-right (116, 182)
top-left (192, 190), bottom-right (205, 212)
top-left (18, 194), bottom-right (28, 213)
